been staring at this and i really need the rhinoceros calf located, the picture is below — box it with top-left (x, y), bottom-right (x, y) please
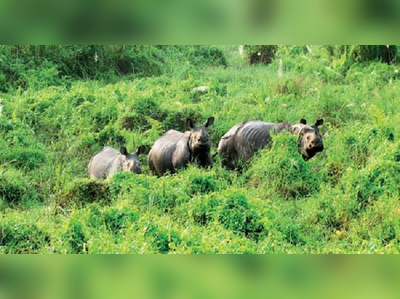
top-left (218, 118), bottom-right (324, 169)
top-left (148, 117), bottom-right (215, 176)
top-left (88, 146), bottom-right (145, 179)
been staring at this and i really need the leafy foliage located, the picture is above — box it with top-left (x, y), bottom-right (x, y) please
top-left (0, 221), bottom-right (50, 253)
top-left (1, 45), bottom-right (400, 253)
top-left (245, 45), bottom-right (278, 65)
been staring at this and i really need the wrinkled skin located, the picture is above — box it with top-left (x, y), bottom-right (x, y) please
top-left (88, 146), bottom-right (145, 179)
top-left (291, 118), bottom-right (324, 161)
top-left (148, 117), bottom-right (215, 176)
top-left (218, 118), bottom-right (324, 169)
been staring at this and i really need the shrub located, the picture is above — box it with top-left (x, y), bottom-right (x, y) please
top-left (218, 190), bottom-right (266, 241)
top-left (120, 97), bottom-right (164, 131)
top-left (161, 108), bottom-right (202, 132)
top-left (132, 97), bottom-right (162, 118)
top-left (245, 45), bottom-right (278, 65)
top-left (0, 169), bottom-right (40, 204)
top-left (112, 46), bottom-right (164, 77)
top-left (188, 194), bottom-right (220, 226)
top-left (345, 45), bottom-right (397, 64)
top-left (0, 46), bottom-right (228, 92)
top-left (246, 134), bottom-right (321, 199)
top-left (92, 105), bottom-right (118, 132)
top-left (344, 159), bottom-right (400, 207)
top-left (24, 62), bottom-right (63, 90)
top-left (96, 125), bottom-right (126, 146)
top-left (186, 46), bottom-right (228, 67)
top-left (143, 220), bottom-right (182, 254)
top-left (188, 173), bottom-right (218, 195)
top-left (0, 222), bottom-right (50, 253)
top-left (0, 147), bottom-right (47, 170)
top-left (120, 111), bottom-right (150, 131)
top-left (110, 172), bottom-right (190, 212)
top-left (349, 196), bottom-right (400, 247)
top-left (0, 118), bottom-right (15, 133)
top-left (103, 206), bottom-right (139, 233)
top-left (64, 219), bottom-right (88, 254)
top-left (328, 46), bottom-right (398, 73)
top-left (87, 203), bottom-right (139, 234)
top-left (61, 179), bottom-right (111, 207)
top-left (275, 217), bottom-right (308, 246)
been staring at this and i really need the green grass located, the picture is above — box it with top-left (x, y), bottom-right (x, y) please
top-left (1, 45), bottom-right (400, 253)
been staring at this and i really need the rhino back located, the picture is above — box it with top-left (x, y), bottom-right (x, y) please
top-left (235, 121), bottom-right (274, 160)
top-left (218, 121), bottom-right (275, 167)
top-left (149, 130), bottom-right (188, 176)
top-left (88, 147), bottom-right (121, 179)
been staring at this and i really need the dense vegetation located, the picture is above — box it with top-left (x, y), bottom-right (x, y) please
top-left (1, 45), bottom-right (400, 253)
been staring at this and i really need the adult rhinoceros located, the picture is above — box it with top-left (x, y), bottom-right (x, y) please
top-left (88, 146), bottom-right (145, 179)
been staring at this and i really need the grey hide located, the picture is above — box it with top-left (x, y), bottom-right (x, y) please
top-left (148, 117), bottom-right (214, 176)
top-left (218, 118), bottom-right (324, 169)
top-left (88, 146), bottom-right (145, 179)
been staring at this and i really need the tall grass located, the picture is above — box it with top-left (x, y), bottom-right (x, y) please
top-left (1, 45), bottom-right (400, 253)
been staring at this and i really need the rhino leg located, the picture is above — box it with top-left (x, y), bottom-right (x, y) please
top-left (148, 150), bottom-right (165, 176)
top-left (218, 136), bottom-right (238, 170)
top-left (148, 153), bottom-right (158, 176)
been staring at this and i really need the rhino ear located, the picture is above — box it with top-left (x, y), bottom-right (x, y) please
top-left (314, 119), bottom-right (324, 127)
top-left (187, 118), bottom-right (195, 129)
top-left (204, 117), bottom-right (215, 128)
top-left (120, 146), bottom-right (128, 156)
top-left (136, 145), bottom-right (146, 155)
top-left (300, 118), bottom-right (307, 125)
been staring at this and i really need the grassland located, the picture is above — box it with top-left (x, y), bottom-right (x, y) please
top-left (1, 45), bottom-right (400, 253)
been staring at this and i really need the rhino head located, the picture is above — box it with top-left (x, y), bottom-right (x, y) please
top-left (292, 118), bottom-right (324, 161)
top-left (187, 117), bottom-right (215, 155)
top-left (120, 145), bottom-right (146, 174)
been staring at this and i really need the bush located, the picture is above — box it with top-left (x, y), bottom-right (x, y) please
top-left (0, 46), bottom-right (228, 92)
top-left (161, 108), bottom-right (203, 132)
top-left (110, 172), bottom-right (190, 212)
top-left (0, 147), bottom-right (47, 170)
top-left (245, 45), bottom-right (278, 65)
top-left (61, 179), bottom-right (111, 207)
top-left (104, 206), bottom-right (140, 233)
top-left (64, 219), bottom-right (88, 254)
top-left (188, 173), bottom-right (218, 195)
top-left (328, 46), bottom-right (398, 73)
top-left (120, 111), bottom-right (151, 131)
top-left (0, 169), bottom-right (40, 204)
top-left (218, 190), bottom-right (266, 241)
top-left (143, 220), bottom-right (182, 254)
top-left (188, 194), bottom-right (221, 226)
top-left (245, 134), bottom-right (321, 199)
top-left (344, 158), bottom-right (400, 207)
top-left (276, 217), bottom-right (308, 246)
top-left (349, 196), bottom-right (400, 247)
top-left (186, 46), bottom-right (228, 67)
top-left (96, 125), bottom-right (126, 146)
top-left (87, 203), bottom-right (139, 234)
top-left (120, 97), bottom-right (164, 131)
top-left (344, 46), bottom-right (397, 64)
top-left (0, 222), bottom-right (50, 253)
top-left (91, 105), bottom-right (118, 132)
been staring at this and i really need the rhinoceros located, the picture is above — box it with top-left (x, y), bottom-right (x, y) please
top-left (217, 118), bottom-right (324, 169)
top-left (148, 117), bottom-right (215, 176)
top-left (88, 146), bottom-right (145, 179)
